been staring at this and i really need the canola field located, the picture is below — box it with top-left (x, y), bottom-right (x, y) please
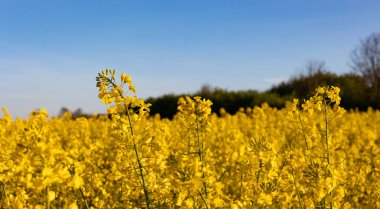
top-left (0, 69), bottom-right (379, 209)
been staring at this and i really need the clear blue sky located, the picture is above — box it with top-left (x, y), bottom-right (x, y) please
top-left (1, 0), bottom-right (380, 118)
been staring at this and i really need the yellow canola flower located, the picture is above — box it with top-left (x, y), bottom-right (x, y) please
top-left (65, 202), bottom-right (78, 209)
top-left (185, 198), bottom-right (194, 207)
top-left (176, 192), bottom-right (186, 206)
top-left (231, 204), bottom-right (239, 209)
top-left (231, 201), bottom-right (243, 209)
top-left (42, 167), bottom-right (53, 177)
top-left (316, 86), bottom-right (325, 94)
top-left (258, 192), bottom-right (273, 205)
top-left (121, 73), bottom-right (132, 85)
top-left (213, 197), bottom-right (225, 207)
top-left (12, 199), bottom-right (24, 209)
top-left (326, 86), bottom-right (341, 105)
top-left (68, 174), bottom-right (84, 189)
top-left (1, 108), bottom-right (12, 125)
top-left (48, 191), bottom-right (55, 202)
top-left (333, 186), bottom-right (346, 201)
top-left (129, 84), bottom-right (136, 93)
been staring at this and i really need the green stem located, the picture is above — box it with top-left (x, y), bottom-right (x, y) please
top-left (106, 77), bottom-right (151, 209)
top-left (324, 101), bottom-right (330, 165)
top-left (275, 200), bottom-right (282, 209)
top-left (370, 148), bottom-right (376, 179)
top-left (198, 191), bottom-right (210, 209)
top-left (273, 160), bottom-right (286, 189)
top-left (46, 187), bottom-right (50, 209)
top-left (298, 112), bottom-right (309, 150)
top-left (291, 169), bottom-right (305, 209)
top-left (239, 174), bottom-right (244, 200)
top-left (127, 107), bottom-right (151, 209)
top-left (118, 179), bottom-right (124, 207)
top-left (79, 188), bottom-right (90, 209)
top-left (257, 159), bottom-right (262, 183)
top-left (0, 181), bottom-right (7, 202)
top-left (324, 100), bottom-right (333, 209)
top-left (195, 104), bottom-right (208, 197)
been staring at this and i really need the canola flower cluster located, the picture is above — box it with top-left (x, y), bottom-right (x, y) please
top-left (0, 69), bottom-right (379, 209)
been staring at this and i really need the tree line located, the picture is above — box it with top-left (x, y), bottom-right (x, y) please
top-left (147, 33), bottom-right (380, 118)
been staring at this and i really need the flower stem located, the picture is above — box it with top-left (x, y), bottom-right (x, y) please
top-left (79, 188), bottom-right (90, 209)
top-left (46, 187), bottom-right (50, 209)
top-left (195, 104), bottom-right (208, 197)
top-left (126, 107), bottom-right (151, 209)
top-left (324, 100), bottom-right (333, 209)
top-left (106, 77), bottom-right (151, 209)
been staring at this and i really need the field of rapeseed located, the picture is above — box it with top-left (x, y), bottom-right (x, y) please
top-left (0, 69), bottom-right (379, 208)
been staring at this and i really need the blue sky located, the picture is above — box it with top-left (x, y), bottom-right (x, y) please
top-left (1, 0), bottom-right (380, 118)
